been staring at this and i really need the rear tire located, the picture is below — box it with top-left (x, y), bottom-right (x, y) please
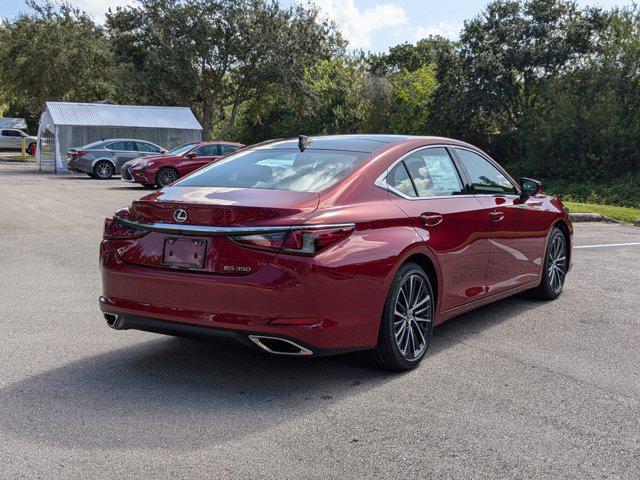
top-left (156, 167), bottom-right (178, 187)
top-left (93, 161), bottom-right (114, 180)
top-left (530, 227), bottom-right (567, 300)
top-left (367, 262), bottom-right (434, 371)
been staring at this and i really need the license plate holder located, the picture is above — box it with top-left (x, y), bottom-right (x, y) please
top-left (162, 238), bottom-right (207, 269)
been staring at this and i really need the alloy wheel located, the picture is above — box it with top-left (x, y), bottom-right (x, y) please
top-left (393, 274), bottom-right (432, 361)
top-left (95, 162), bottom-right (113, 179)
top-left (158, 169), bottom-right (178, 187)
top-left (548, 234), bottom-right (567, 294)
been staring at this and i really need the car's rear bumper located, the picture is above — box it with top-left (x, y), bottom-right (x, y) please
top-left (98, 310), bottom-right (362, 356)
top-left (100, 246), bottom-right (384, 353)
top-left (66, 161), bottom-right (90, 174)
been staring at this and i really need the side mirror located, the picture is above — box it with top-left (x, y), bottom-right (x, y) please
top-left (185, 152), bottom-right (197, 158)
top-left (520, 177), bottom-right (542, 199)
top-left (160, 148), bottom-right (167, 154)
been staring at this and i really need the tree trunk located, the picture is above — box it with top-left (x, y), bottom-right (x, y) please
top-left (216, 96), bottom-right (241, 140)
top-left (201, 100), bottom-right (213, 141)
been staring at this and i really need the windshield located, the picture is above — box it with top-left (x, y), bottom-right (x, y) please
top-left (175, 148), bottom-right (369, 192)
top-left (168, 143), bottom-right (198, 156)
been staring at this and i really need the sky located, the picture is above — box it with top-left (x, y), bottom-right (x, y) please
top-left (0, 0), bottom-right (636, 52)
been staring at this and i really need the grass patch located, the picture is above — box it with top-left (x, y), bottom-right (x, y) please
top-left (563, 201), bottom-right (640, 224)
top-left (542, 177), bottom-right (640, 210)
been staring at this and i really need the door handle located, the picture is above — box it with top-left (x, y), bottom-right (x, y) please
top-left (420, 213), bottom-right (443, 226)
top-left (489, 210), bottom-right (505, 222)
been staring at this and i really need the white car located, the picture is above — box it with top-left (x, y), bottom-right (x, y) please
top-left (0, 129), bottom-right (37, 153)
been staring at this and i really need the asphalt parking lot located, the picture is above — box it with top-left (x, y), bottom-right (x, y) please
top-left (1, 162), bottom-right (639, 479)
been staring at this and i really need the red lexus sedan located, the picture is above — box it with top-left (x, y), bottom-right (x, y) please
top-left (100, 135), bottom-right (572, 370)
top-left (121, 141), bottom-right (244, 187)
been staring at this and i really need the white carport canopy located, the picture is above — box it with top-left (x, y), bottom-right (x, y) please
top-left (36, 102), bottom-right (203, 173)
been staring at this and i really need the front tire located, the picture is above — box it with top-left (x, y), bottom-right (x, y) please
top-left (368, 262), bottom-right (434, 371)
top-left (93, 161), bottom-right (114, 180)
top-left (156, 167), bottom-right (178, 187)
top-left (530, 227), bottom-right (567, 300)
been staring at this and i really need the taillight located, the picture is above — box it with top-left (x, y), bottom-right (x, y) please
top-left (230, 225), bottom-right (354, 256)
top-left (103, 216), bottom-right (147, 239)
top-left (282, 226), bottom-right (354, 255)
top-left (73, 150), bottom-right (87, 157)
top-left (229, 231), bottom-right (288, 251)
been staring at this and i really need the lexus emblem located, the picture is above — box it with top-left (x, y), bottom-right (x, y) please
top-left (173, 209), bottom-right (188, 223)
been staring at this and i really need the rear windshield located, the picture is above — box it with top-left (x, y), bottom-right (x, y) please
top-left (175, 149), bottom-right (369, 192)
top-left (82, 140), bottom-right (105, 149)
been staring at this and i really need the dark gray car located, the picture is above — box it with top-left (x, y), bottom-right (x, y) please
top-left (66, 139), bottom-right (166, 179)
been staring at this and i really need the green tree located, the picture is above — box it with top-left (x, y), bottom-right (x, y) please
top-left (106, 0), bottom-right (343, 139)
top-left (455, 0), bottom-right (609, 163)
top-left (388, 65), bottom-right (438, 134)
top-left (0, 1), bottom-right (114, 131)
top-left (232, 57), bottom-right (369, 141)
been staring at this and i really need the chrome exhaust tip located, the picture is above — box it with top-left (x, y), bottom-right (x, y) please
top-left (248, 335), bottom-right (313, 356)
top-left (103, 313), bottom-right (124, 330)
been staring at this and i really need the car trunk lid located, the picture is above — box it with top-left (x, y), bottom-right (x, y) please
top-left (116, 186), bottom-right (319, 275)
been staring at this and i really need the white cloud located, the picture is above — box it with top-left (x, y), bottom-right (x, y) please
top-left (73, 0), bottom-right (138, 22)
top-left (315, 0), bottom-right (408, 49)
top-left (413, 21), bottom-right (462, 41)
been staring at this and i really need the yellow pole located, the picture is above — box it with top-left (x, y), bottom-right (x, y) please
top-left (21, 138), bottom-right (26, 160)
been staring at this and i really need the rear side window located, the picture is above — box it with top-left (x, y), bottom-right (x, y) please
top-left (108, 141), bottom-right (136, 151)
top-left (387, 162), bottom-right (417, 197)
top-left (137, 142), bottom-right (161, 153)
top-left (455, 148), bottom-right (517, 195)
top-left (387, 147), bottom-right (464, 197)
top-left (176, 149), bottom-right (369, 192)
top-left (220, 144), bottom-right (240, 155)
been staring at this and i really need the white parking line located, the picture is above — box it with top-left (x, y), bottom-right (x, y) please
top-left (574, 242), bottom-right (640, 249)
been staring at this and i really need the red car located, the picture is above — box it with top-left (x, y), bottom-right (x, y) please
top-left (121, 141), bottom-right (244, 187)
top-left (101, 135), bottom-right (572, 370)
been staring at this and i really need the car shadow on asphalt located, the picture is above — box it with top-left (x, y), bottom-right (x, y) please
top-left (0, 295), bottom-right (544, 451)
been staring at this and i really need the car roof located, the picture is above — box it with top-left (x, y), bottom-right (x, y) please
top-left (195, 141), bottom-right (244, 146)
top-left (254, 134), bottom-right (469, 153)
top-left (98, 138), bottom-right (160, 144)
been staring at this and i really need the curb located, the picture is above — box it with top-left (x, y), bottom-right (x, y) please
top-left (568, 212), bottom-right (622, 223)
top-left (0, 157), bottom-right (36, 163)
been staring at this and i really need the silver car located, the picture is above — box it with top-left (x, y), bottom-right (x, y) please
top-left (0, 129), bottom-right (37, 152)
top-left (66, 139), bottom-right (166, 179)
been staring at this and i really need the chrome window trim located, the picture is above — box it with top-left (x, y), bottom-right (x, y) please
top-left (113, 214), bottom-right (355, 236)
top-left (374, 144), bottom-right (474, 201)
top-left (375, 144), bottom-right (521, 200)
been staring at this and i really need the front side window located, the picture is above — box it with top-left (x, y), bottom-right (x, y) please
top-left (401, 148), bottom-right (464, 197)
top-left (455, 148), bottom-right (517, 195)
top-left (2, 130), bottom-right (20, 137)
top-left (194, 144), bottom-right (219, 156)
top-left (176, 149), bottom-right (369, 192)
